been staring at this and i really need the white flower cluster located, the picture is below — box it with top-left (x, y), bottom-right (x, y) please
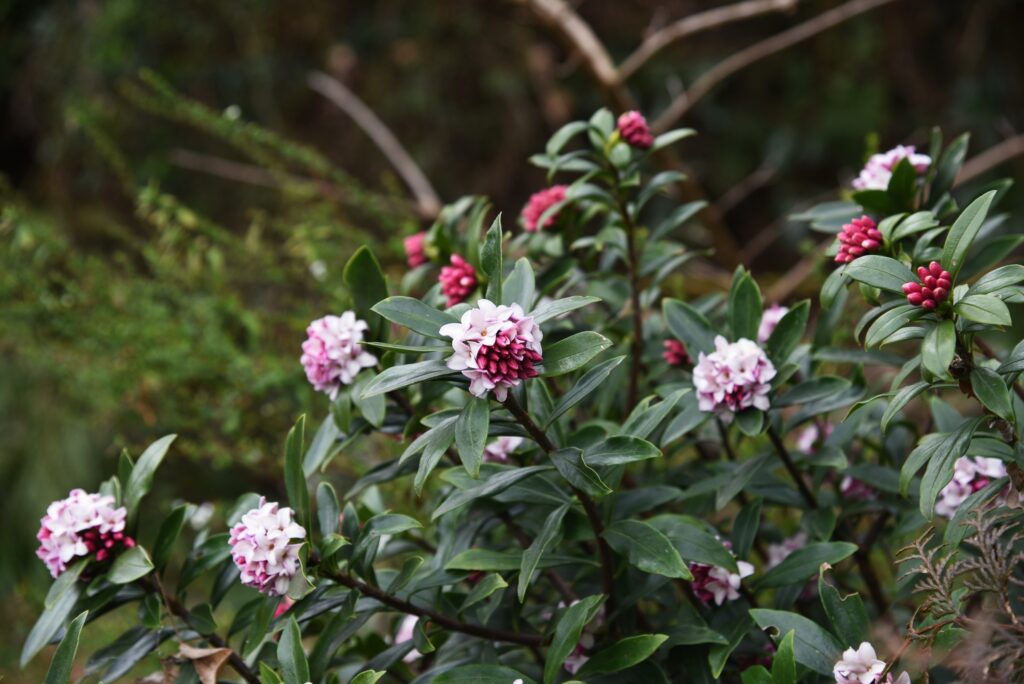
top-left (300, 311), bottom-right (377, 399)
top-left (852, 145), bottom-right (931, 191)
top-left (228, 498), bottom-right (307, 596)
top-left (693, 336), bottom-right (776, 422)
top-left (934, 456), bottom-right (1006, 518)
top-left (833, 642), bottom-right (909, 684)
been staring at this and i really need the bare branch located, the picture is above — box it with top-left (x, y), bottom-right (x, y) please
top-left (307, 70), bottom-right (442, 218)
top-left (619, 0), bottom-right (799, 81)
top-left (169, 148), bottom-right (278, 188)
top-left (653, 0), bottom-right (901, 132)
top-left (956, 134), bottom-right (1024, 186)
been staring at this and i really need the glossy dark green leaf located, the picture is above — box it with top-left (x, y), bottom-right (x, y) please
top-left (664, 298), bottom-right (716, 355)
top-left (316, 482), bottom-right (340, 538)
top-left (754, 542), bottom-right (856, 589)
top-left (971, 367), bottom-right (1013, 421)
top-left (818, 568), bottom-right (869, 647)
top-left (21, 578), bottom-right (81, 667)
top-left (843, 256), bottom-right (916, 293)
top-left (550, 447), bottom-right (612, 497)
top-left (124, 434), bottom-right (176, 515)
top-left (864, 305), bottom-right (925, 348)
top-left (604, 520), bottom-right (692, 579)
top-left (922, 319), bottom-right (955, 378)
top-left (886, 158), bottom-right (916, 210)
top-left (360, 359), bottom-right (454, 398)
top-left (584, 435), bottom-right (661, 466)
top-left (972, 264), bottom-right (1024, 296)
top-left (749, 609), bottom-right (842, 675)
top-left (729, 274), bottom-right (763, 341)
top-left (434, 665), bottom-right (536, 684)
top-left (930, 132), bottom-right (968, 201)
top-left (776, 377), bottom-right (850, 407)
top-left (540, 332), bottom-right (612, 377)
top-left (278, 616), bottom-right (310, 684)
top-left (446, 548), bottom-right (586, 571)
top-left (502, 257), bottom-right (535, 309)
top-left (107, 546), bottom-right (154, 584)
top-left (771, 630), bottom-right (797, 684)
top-left (344, 246), bottom-right (389, 341)
top-left (530, 295), bottom-right (602, 323)
top-left (766, 301), bottom-right (809, 364)
top-left (42, 610), bottom-right (87, 684)
top-left (455, 396), bottom-right (490, 477)
top-left (545, 595), bottom-right (605, 684)
top-left (432, 466), bottom-right (552, 520)
top-left (942, 190), bottom-right (995, 281)
top-left (955, 294), bottom-right (1011, 326)
top-left (916, 417), bottom-right (984, 518)
top-left (578, 634), bottom-right (669, 677)
top-left (518, 504), bottom-right (570, 601)
top-left (881, 381), bottom-right (931, 432)
top-left (350, 671), bottom-right (387, 684)
top-left (732, 498), bottom-right (762, 560)
top-left (283, 416), bottom-right (310, 533)
top-left (546, 355), bottom-right (625, 427)
top-left (481, 215), bottom-right (503, 302)
top-left (372, 296), bottom-right (458, 339)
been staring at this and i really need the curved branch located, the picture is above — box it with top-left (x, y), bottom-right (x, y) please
top-left (652, 0), bottom-right (901, 132)
top-left (307, 71), bottom-right (442, 218)
top-left (956, 134), bottom-right (1024, 186)
top-left (619, 0), bottom-right (799, 81)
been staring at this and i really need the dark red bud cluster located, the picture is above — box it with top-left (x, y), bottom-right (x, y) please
top-left (835, 216), bottom-right (883, 263)
top-left (902, 261), bottom-right (951, 310)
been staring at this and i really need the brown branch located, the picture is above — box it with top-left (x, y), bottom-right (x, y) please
top-left (307, 71), bottom-right (442, 218)
top-left (766, 425), bottom-right (819, 509)
top-left (652, 0), bottom-right (901, 132)
top-left (324, 570), bottom-right (546, 646)
top-left (956, 134), bottom-right (1024, 186)
top-left (619, 0), bottom-right (800, 81)
top-left (614, 192), bottom-right (645, 412)
top-left (169, 149), bottom-right (279, 188)
top-left (717, 162), bottom-right (778, 215)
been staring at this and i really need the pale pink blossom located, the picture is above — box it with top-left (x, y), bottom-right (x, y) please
top-left (690, 559), bottom-right (756, 605)
top-left (228, 498), bottom-right (306, 596)
top-left (521, 185), bottom-right (568, 233)
top-left (484, 436), bottom-right (523, 463)
top-left (833, 642), bottom-right (886, 684)
top-left (301, 312), bottom-right (377, 399)
top-left (693, 336), bottom-right (776, 423)
top-left (395, 615), bottom-right (422, 662)
top-left (757, 304), bottom-right (789, 344)
top-left (852, 145), bottom-right (931, 191)
top-left (797, 423), bottom-right (833, 453)
top-left (36, 489), bottom-right (134, 578)
top-left (766, 532), bottom-right (808, 569)
top-left (439, 299), bottom-right (543, 401)
top-left (934, 456), bottom-right (1007, 518)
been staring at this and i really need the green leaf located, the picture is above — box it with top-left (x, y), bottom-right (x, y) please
top-left (732, 498), bottom-right (762, 560)
top-left (107, 546), bottom-right (154, 584)
top-left (530, 295), bottom-right (602, 324)
top-left (971, 264), bottom-right (1024, 296)
top-left (481, 215), bottom-right (503, 302)
top-left (44, 560), bottom-right (86, 611)
top-left (278, 616), bottom-right (310, 684)
top-left (455, 396), bottom-right (490, 477)
top-left (584, 435), bottom-right (661, 466)
top-left (622, 388), bottom-right (687, 439)
top-left (955, 294), bottom-right (1012, 326)
top-left (545, 595), bottom-right (605, 684)
top-left (518, 504), bottom-right (569, 601)
top-left (372, 296), bottom-right (458, 338)
top-left (434, 665), bottom-right (536, 684)
top-left (971, 367), bottom-right (1014, 421)
top-left (344, 246), bottom-right (389, 341)
top-left (360, 359), bottom-right (454, 398)
top-left (316, 482), bottom-right (341, 538)
top-left (446, 548), bottom-right (587, 572)
top-left (881, 381), bottom-right (931, 432)
top-left (931, 132), bottom-right (968, 200)
top-left (735, 408), bottom-right (765, 436)
top-left (754, 542), bottom-right (857, 589)
top-left (749, 609), bottom-right (843, 675)
top-left (352, 372), bottom-right (386, 428)
top-left (843, 255), bottom-right (916, 293)
top-left (742, 666), bottom-right (773, 684)
top-left (886, 158), bottom-right (917, 210)
top-left (998, 340), bottom-right (1024, 374)
top-left (546, 356), bottom-right (625, 427)
top-left (649, 514), bottom-right (737, 572)
top-left (818, 567), bottom-right (869, 647)
top-left (151, 505), bottom-right (188, 573)
top-left (664, 298), bottom-right (716, 355)
top-left (577, 634), bottom-right (669, 677)
top-left (350, 671), bottom-right (387, 684)
top-left (864, 305), bottom-right (925, 348)
top-left (729, 274), bottom-right (763, 341)
top-left (259, 662), bottom-right (285, 684)
top-left (891, 211), bottom-right (940, 241)
top-left (462, 573), bottom-right (508, 611)
top-left (22, 577), bottom-right (81, 667)
top-left (921, 319), bottom-right (955, 379)
top-left (540, 332), bottom-right (613, 376)
top-left (124, 434), bottom-right (176, 515)
top-left (917, 417), bottom-right (985, 518)
top-left (651, 127), bottom-right (697, 153)
top-left (284, 416), bottom-right (310, 533)
top-left (432, 466), bottom-right (552, 520)
top-left (771, 630), bottom-right (797, 684)
top-left (820, 267), bottom-right (849, 310)
top-left (503, 257), bottom-right (536, 309)
top-left (775, 377), bottom-right (850, 407)
top-left (550, 448), bottom-right (612, 497)
top-left (766, 301), bottom-right (809, 364)
top-left (547, 120), bottom-right (589, 155)
top-left (43, 610), bottom-right (87, 684)
top-left (942, 190), bottom-right (996, 281)
top-left (604, 520), bottom-right (692, 579)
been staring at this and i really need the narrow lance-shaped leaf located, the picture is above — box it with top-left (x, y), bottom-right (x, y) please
top-left (455, 396), bottom-right (490, 478)
top-left (518, 504), bottom-right (569, 601)
top-left (42, 611), bottom-right (88, 684)
top-left (284, 416), bottom-right (311, 533)
top-left (942, 190), bottom-right (996, 281)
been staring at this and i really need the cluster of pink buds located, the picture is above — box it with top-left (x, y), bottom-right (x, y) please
top-left (521, 185), bottom-right (568, 233)
top-left (902, 261), bottom-right (951, 310)
top-left (617, 111), bottom-right (654, 149)
top-left (404, 231), bottom-right (427, 268)
top-left (663, 339), bottom-right (689, 366)
top-left (439, 254), bottom-right (477, 307)
top-left (835, 216), bottom-right (883, 264)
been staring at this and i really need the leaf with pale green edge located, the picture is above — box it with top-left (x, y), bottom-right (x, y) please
top-left (941, 189), bottom-right (996, 281)
top-left (540, 332), bottom-right (612, 376)
top-left (729, 273), bottom-right (763, 341)
top-left (360, 359), bottom-right (454, 398)
top-left (434, 665), bottom-right (537, 684)
top-left (881, 381), bottom-right (931, 432)
top-left (733, 498), bottom-right (762, 560)
top-left (503, 257), bottom-right (535, 309)
top-left (372, 296), bottom-right (458, 338)
top-left (821, 267), bottom-right (849, 310)
top-left (518, 504), bottom-right (569, 601)
top-left (283, 416), bottom-right (310, 533)
top-left (771, 630), bottom-right (797, 684)
top-left (621, 388), bottom-right (687, 439)
top-left (818, 567), bottom-right (869, 647)
top-left (123, 434), bottom-right (176, 516)
top-left (42, 610), bottom-right (87, 684)
top-left (530, 295), bottom-right (602, 323)
top-left (577, 634), bottom-right (669, 677)
top-left (648, 514), bottom-right (738, 572)
top-left (651, 127), bottom-right (697, 153)
top-left (749, 609), bottom-right (843, 675)
top-left (545, 595), bottom-right (605, 684)
top-left (350, 671), bottom-right (387, 684)
top-left (754, 542), bottom-right (856, 589)
top-left (604, 520), bottom-right (692, 579)
top-left (743, 666), bottom-right (773, 684)
top-left (664, 298), bottom-right (716, 355)
top-left (316, 482), bottom-right (340, 538)
top-left (107, 546), bottom-right (154, 584)
top-left (21, 577), bottom-right (81, 667)
top-left (931, 132), bottom-right (969, 200)
top-left (546, 356), bottom-right (625, 427)
top-left (972, 264), bottom-right (1024, 296)
top-left (971, 367), bottom-right (1014, 421)
top-left (917, 417), bottom-right (984, 518)
top-left (550, 448), bottom-right (612, 497)
top-left (259, 662), bottom-right (285, 684)
top-left (446, 548), bottom-right (589, 571)
top-left (546, 120), bottom-right (589, 155)
top-left (843, 256), bottom-right (916, 293)
top-left (343, 246), bottom-right (389, 341)
top-left (735, 408), bottom-right (765, 436)
top-left (584, 435), bottom-right (661, 466)
top-left (766, 301), bottom-right (809, 363)
top-left (921, 319), bottom-right (955, 379)
top-left (432, 466), bottom-right (552, 520)
top-left (278, 616), bottom-right (309, 684)
top-left (455, 396), bottom-right (490, 477)
top-left (864, 305), bottom-right (925, 348)
top-left (955, 294), bottom-right (1011, 326)
top-left (481, 214), bottom-right (503, 302)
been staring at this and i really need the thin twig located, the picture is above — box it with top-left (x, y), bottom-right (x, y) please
top-left (307, 71), bottom-right (442, 218)
top-left (652, 0), bottom-right (901, 132)
top-left (716, 162), bottom-right (778, 215)
top-left (614, 192), bottom-right (645, 412)
top-left (766, 425), bottom-right (818, 509)
top-left (619, 0), bottom-right (800, 81)
top-left (957, 134), bottom-right (1024, 186)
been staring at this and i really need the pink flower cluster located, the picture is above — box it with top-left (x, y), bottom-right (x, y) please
top-left (404, 232), bottom-right (427, 268)
top-left (693, 336), bottom-right (776, 422)
top-left (439, 299), bottom-right (543, 401)
top-left (835, 216), bottom-right (883, 264)
top-left (934, 456), bottom-right (1006, 518)
top-left (617, 111), bottom-right (654, 149)
top-left (902, 261), bottom-right (951, 310)
top-left (757, 304), bottom-right (789, 344)
top-left (439, 254), bottom-right (477, 307)
top-left (301, 312), bottom-right (377, 399)
top-left (833, 642), bottom-right (910, 684)
top-left (690, 558), bottom-right (755, 606)
top-left (36, 489), bottom-right (134, 578)
top-left (852, 144), bottom-right (931, 191)
top-left (521, 185), bottom-right (568, 233)
top-left (484, 436), bottom-right (523, 463)
top-left (228, 498), bottom-right (307, 596)
top-left (663, 339), bottom-right (689, 366)
top-left (766, 532), bottom-right (807, 569)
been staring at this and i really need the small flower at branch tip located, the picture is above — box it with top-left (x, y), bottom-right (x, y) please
top-left (521, 185), bottom-right (568, 233)
top-left (757, 303), bottom-right (789, 344)
top-left (404, 231), bottom-right (427, 268)
top-left (852, 144), bottom-right (931, 191)
top-left (36, 489), bottom-right (134, 578)
top-left (835, 216), bottom-right (883, 264)
top-left (832, 641), bottom-right (909, 684)
top-left (439, 299), bottom-right (543, 401)
top-left (693, 336), bottom-right (776, 422)
top-left (690, 559), bottom-right (756, 605)
top-left (439, 254), bottom-right (478, 307)
top-left (484, 436), bottom-right (523, 463)
top-left (301, 311), bottom-right (377, 398)
top-left (228, 498), bottom-right (306, 596)
top-left (902, 261), bottom-right (951, 310)
top-left (617, 110), bottom-right (654, 149)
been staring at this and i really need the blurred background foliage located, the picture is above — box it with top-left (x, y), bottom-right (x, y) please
top-left (2, 0), bottom-right (1023, 678)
